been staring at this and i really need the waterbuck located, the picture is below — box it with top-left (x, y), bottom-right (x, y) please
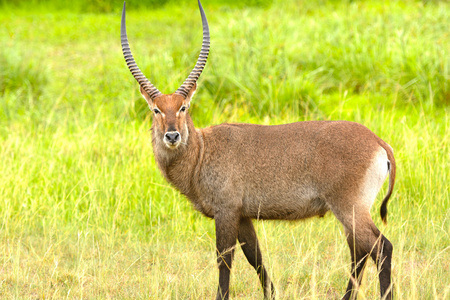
top-left (120, 1), bottom-right (395, 299)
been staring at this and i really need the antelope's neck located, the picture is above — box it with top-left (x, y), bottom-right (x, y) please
top-left (152, 118), bottom-right (203, 199)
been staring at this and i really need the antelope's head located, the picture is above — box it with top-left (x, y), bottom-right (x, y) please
top-left (121, 0), bottom-right (210, 150)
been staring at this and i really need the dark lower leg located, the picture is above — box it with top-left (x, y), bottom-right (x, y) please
top-left (343, 252), bottom-right (368, 300)
top-left (342, 231), bottom-right (369, 300)
top-left (333, 208), bottom-right (393, 300)
top-left (371, 235), bottom-right (393, 300)
top-left (217, 263), bottom-right (232, 300)
top-left (215, 214), bottom-right (239, 300)
top-left (347, 228), bottom-right (393, 300)
top-left (238, 218), bottom-right (275, 299)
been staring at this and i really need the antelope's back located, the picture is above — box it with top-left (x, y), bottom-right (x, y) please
top-left (198, 120), bottom-right (388, 220)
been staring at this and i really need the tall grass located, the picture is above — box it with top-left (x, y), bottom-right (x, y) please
top-left (0, 0), bottom-right (274, 13)
top-left (0, 0), bottom-right (449, 298)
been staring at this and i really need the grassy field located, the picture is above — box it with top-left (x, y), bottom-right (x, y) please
top-left (0, 0), bottom-right (449, 298)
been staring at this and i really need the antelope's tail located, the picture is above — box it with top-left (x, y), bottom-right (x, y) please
top-left (380, 142), bottom-right (396, 225)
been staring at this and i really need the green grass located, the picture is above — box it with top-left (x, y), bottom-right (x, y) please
top-left (0, 0), bottom-right (449, 298)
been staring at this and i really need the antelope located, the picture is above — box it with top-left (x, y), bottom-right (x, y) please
top-left (120, 1), bottom-right (396, 299)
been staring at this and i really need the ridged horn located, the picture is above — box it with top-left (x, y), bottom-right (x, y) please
top-left (121, 2), bottom-right (162, 100)
top-left (175, 0), bottom-right (210, 98)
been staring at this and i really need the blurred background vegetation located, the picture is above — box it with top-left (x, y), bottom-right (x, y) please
top-left (0, 0), bottom-right (448, 298)
top-left (1, 0), bottom-right (276, 11)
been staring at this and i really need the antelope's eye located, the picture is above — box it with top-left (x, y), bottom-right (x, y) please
top-left (153, 108), bottom-right (161, 114)
top-left (180, 106), bottom-right (186, 112)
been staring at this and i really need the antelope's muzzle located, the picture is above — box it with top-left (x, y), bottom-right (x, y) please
top-left (164, 131), bottom-right (181, 148)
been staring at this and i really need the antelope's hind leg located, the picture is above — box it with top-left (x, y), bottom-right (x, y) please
top-left (342, 228), bottom-right (370, 300)
top-left (337, 147), bottom-right (393, 299)
top-left (238, 217), bottom-right (275, 300)
top-left (337, 211), bottom-right (393, 300)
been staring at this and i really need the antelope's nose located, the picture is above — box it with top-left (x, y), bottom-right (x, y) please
top-left (165, 131), bottom-right (180, 144)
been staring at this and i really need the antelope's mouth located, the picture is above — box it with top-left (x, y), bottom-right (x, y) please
top-left (163, 139), bottom-right (181, 150)
top-left (165, 143), bottom-right (180, 150)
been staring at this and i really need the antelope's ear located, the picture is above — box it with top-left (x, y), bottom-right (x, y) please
top-left (140, 85), bottom-right (152, 105)
top-left (185, 83), bottom-right (197, 105)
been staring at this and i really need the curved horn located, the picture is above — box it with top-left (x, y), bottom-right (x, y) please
top-left (121, 2), bottom-right (162, 100)
top-left (175, 0), bottom-right (210, 98)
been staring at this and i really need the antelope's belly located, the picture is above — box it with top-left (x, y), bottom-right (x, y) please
top-left (242, 188), bottom-right (329, 220)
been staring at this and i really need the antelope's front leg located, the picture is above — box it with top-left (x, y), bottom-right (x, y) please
top-left (214, 209), bottom-right (240, 300)
top-left (238, 217), bottom-right (275, 299)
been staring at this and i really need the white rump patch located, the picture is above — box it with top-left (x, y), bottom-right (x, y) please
top-left (360, 147), bottom-right (390, 209)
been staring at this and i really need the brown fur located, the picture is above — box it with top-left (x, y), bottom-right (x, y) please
top-left (139, 84), bottom-right (395, 300)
